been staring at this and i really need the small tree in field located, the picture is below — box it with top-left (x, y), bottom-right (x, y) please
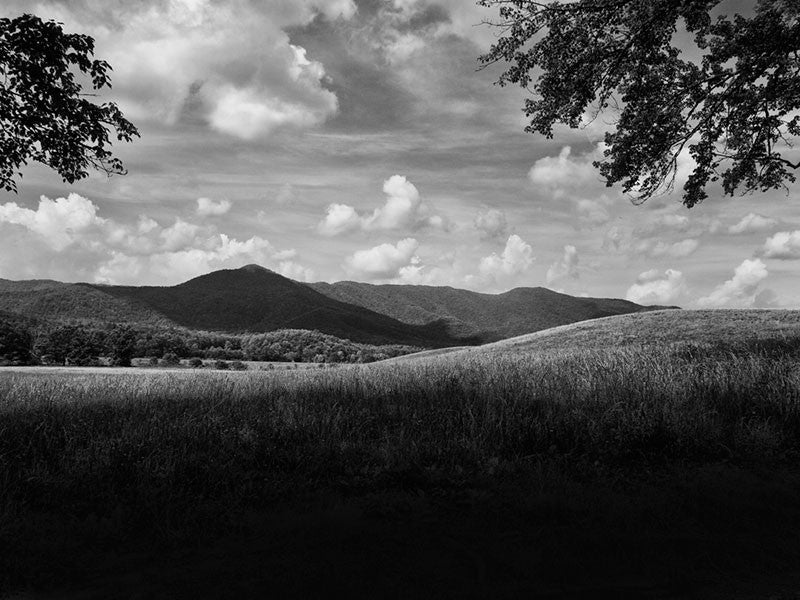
top-left (479, 0), bottom-right (800, 207)
top-left (0, 14), bottom-right (138, 193)
top-left (161, 352), bottom-right (180, 367)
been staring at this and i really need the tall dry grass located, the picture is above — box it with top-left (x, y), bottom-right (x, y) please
top-left (1, 343), bottom-right (799, 594)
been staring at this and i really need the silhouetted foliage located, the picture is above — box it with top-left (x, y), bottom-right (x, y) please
top-left (0, 320), bottom-right (32, 365)
top-left (105, 324), bottom-right (135, 366)
top-left (479, 0), bottom-right (800, 207)
top-left (0, 14), bottom-right (138, 193)
top-left (35, 324), bottom-right (104, 366)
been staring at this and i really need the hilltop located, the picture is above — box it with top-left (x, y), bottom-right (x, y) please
top-left (390, 309), bottom-right (800, 363)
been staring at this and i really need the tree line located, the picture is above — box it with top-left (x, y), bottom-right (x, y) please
top-left (0, 318), bottom-right (420, 367)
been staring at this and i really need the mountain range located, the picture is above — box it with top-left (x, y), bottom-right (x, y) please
top-left (0, 264), bottom-right (676, 347)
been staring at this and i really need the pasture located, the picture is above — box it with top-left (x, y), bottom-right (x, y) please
top-left (2, 310), bottom-right (800, 598)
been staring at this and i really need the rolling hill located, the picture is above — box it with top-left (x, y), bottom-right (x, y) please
top-left (308, 280), bottom-right (673, 340)
top-left (0, 265), bottom-right (676, 347)
top-left (388, 309), bottom-right (800, 362)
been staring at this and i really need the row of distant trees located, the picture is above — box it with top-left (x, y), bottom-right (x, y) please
top-left (0, 319), bottom-right (419, 367)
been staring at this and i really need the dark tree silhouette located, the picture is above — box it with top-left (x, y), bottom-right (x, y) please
top-left (479, 0), bottom-right (800, 207)
top-left (0, 14), bottom-right (139, 193)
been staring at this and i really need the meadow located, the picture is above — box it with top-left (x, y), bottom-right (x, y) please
top-left (2, 310), bottom-right (800, 598)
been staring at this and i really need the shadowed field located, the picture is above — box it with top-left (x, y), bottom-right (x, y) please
top-left (2, 310), bottom-right (800, 598)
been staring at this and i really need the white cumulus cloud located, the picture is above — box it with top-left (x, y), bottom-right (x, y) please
top-left (196, 197), bottom-right (232, 216)
top-left (479, 234), bottom-right (534, 278)
top-left (697, 259), bottom-right (769, 308)
top-left (528, 146), bottom-right (597, 191)
top-left (0, 194), bottom-right (105, 251)
top-left (0, 193), bottom-right (309, 285)
top-left (626, 269), bottom-right (685, 305)
top-left (762, 230), bottom-right (800, 259)
top-left (728, 213), bottom-right (778, 234)
top-left (21, 0), bottom-right (353, 139)
top-left (345, 238), bottom-right (420, 280)
top-left (318, 175), bottom-right (445, 235)
top-left (318, 203), bottom-right (362, 236)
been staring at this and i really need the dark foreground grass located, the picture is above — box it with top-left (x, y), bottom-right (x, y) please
top-left (2, 344), bottom-right (800, 598)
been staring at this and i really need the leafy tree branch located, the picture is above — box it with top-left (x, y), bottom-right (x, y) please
top-left (0, 14), bottom-right (138, 193)
top-left (479, 0), bottom-right (800, 207)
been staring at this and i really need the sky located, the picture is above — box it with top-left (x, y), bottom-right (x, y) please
top-left (1, 0), bottom-right (799, 309)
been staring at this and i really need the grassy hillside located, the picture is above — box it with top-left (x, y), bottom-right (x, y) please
top-left (93, 265), bottom-right (477, 347)
top-left (3, 308), bottom-right (800, 597)
top-left (478, 308), bottom-right (800, 354)
top-left (309, 280), bottom-right (673, 341)
top-left (389, 309), bottom-right (800, 365)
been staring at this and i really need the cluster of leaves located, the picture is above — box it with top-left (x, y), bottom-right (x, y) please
top-left (479, 0), bottom-right (800, 207)
top-left (0, 14), bottom-right (138, 192)
top-left (0, 318), bottom-right (420, 366)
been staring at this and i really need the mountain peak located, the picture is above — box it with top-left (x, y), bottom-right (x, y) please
top-left (238, 264), bottom-right (273, 274)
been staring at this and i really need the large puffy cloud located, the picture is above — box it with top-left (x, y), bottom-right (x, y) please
top-left (626, 269), bottom-right (685, 305)
top-left (0, 193), bottom-right (310, 285)
top-left (318, 203), bottom-right (361, 236)
top-left (478, 234), bottom-right (534, 278)
top-left (528, 146), bottom-right (598, 192)
top-left (762, 231), bottom-right (800, 259)
top-left (728, 213), bottom-right (778, 235)
top-left (344, 238), bottom-right (420, 279)
top-left (367, 175), bottom-right (426, 230)
top-left (546, 245), bottom-right (579, 286)
top-left (18, 0), bottom-right (354, 138)
top-left (318, 175), bottom-right (445, 235)
top-left (0, 194), bottom-right (105, 250)
top-left (697, 259), bottom-right (769, 308)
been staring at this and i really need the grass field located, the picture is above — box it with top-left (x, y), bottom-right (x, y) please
top-left (2, 309), bottom-right (800, 598)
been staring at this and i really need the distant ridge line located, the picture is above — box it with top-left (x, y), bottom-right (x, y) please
top-left (0, 264), bottom-right (677, 348)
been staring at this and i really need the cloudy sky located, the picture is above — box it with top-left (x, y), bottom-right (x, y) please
top-left (1, 0), bottom-right (799, 308)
